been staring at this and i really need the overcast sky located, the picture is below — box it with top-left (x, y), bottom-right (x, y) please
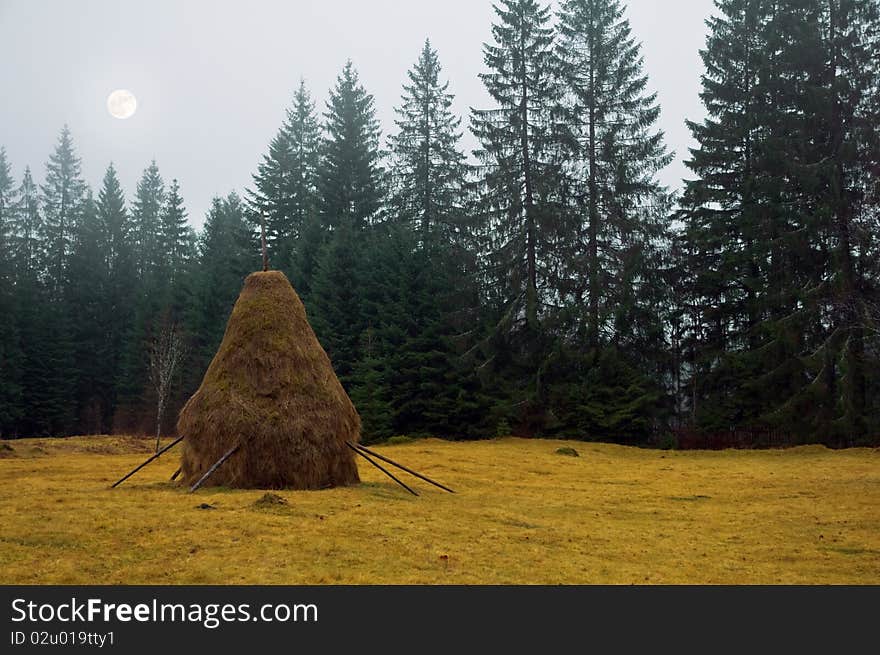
top-left (0, 0), bottom-right (715, 229)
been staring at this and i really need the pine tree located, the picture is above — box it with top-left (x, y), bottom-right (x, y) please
top-left (131, 160), bottom-right (165, 281)
top-left (249, 79), bottom-right (321, 269)
top-left (0, 147), bottom-right (13, 237)
top-left (0, 147), bottom-right (23, 435)
top-left (319, 61), bottom-right (384, 229)
top-left (678, 0), bottom-right (773, 430)
top-left (7, 166), bottom-right (43, 436)
top-left (801, 0), bottom-right (880, 442)
top-left (556, 0), bottom-right (673, 351)
top-left (96, 164), bottom-right (135, 430)
top-left (389, 39), bottom-right (469, 241)
top-left (190, 193), bottom-right (257, 373)
top-left (10, 166), bottom-right (42, 278)
top-left (539, 0), bottom-right (673, 440)
top-left (68, 191), bottom-right (111, 432)
top-left (470, 0), bottom-right (566, 433)
top-left (41, 125), bottom-right (86, 297)
top-left (98, 164), bottom-right (131, 282)
top-left (679, 0), bottom-right (880, 442)
top-left (158, 178), bottom-right (192, 286)
top-left (116, 161), bottom-right (166, 430)
top-left (471, 0), bottom-right (563, 331)
top-left (308, 219), bottom-right (363, 386)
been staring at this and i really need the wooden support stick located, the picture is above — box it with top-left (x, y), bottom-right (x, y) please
top-left (346, 442), bottom-right (418, 496)
top-left (170, 467), bottom-right (182, 481)
top-left (111, 435), bottom-right (185, 488)
top-left (260, 213), bottom-right (269, 272)
top-left (351, 442), bottom-right (455, 493)
top-left (189, 444), bottom-right (241, 493)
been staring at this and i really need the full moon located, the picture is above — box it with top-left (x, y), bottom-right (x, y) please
top-left (107, 89), bottom-right (137, 119)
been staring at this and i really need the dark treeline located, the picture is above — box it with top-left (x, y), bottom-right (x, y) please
top-left (1, 0), bottom-right (878, 446)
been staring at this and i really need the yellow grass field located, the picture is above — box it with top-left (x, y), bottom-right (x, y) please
top-left (0, 436), bottom-right (878, 584)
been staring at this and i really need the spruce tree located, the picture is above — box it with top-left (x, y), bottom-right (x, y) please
top-left (471, 0), bottom-right (563, 331)
top-left (41, 125), bottom-right (86, 297)
top-left (116, 161), bottom-right (166, 430)
top-left (131, 160), bottom-right (165, 281)
top-left (319, 61), bottom-right (384, 229)
top-left (470, 0), bottom-right (566, 433)
top-left (96, 164), bottom-right (135, 430)
top-left (800, 0), bottom-right (880, 441)
top-left (158, 178), bottom-right (192, 286)
top-left (68, 191), bottom-right (111, 432)
top-left (8, 166), bottom-right (43, 436)
top-left (190, 193), bottom-right (256, 374)
top-left (0, 147), bottom-right (23, 435)
top-left (308, 219), bottom-right (363, 386)
top-left (679, 0), bottom-right (880, 442)
top-left (249, 79), bottom-right (321, 269)
top-left (389, 39), bottom-right (469, 241)
top-left (10, 167), bottom-right (42, 278)
top-left (29, 127), bottom-right (85, 434)
top-left (546, 0), bottom-right (673, 440)
top-left (556, 0), bottom-right (673, 351)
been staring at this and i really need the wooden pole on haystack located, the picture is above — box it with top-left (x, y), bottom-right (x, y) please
top-left (260, 212), bottom-right (269, 272)
top-left (189, 444), bottom-right (241, 493)
top-left (111, 435), bottom-right (185, 488)
top-left (349, 442), bottom-right (455, 493)
top-left (345, 442), bottom-right (418, 496)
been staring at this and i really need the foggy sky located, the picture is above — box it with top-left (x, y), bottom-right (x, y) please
top-left (0, 0), bottom-right (715, 229)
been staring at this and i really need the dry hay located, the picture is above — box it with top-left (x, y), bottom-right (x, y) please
top-left (178, 271), bottom-right (360, 490)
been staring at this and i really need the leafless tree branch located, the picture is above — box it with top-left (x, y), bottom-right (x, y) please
top-left (149, 323), bottom-right (187, 453)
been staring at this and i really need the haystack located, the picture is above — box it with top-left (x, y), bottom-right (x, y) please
top-left (177, 270), bottom-right (360, 489)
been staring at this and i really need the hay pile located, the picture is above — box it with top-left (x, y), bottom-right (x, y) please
top-left (178, 270), bottom-right (360, 489)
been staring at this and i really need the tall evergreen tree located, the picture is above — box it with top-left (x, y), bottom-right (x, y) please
top-left (0, 147), bottom-right (13, 238)
top-left (249, 79), bottom-right (321, 270)
top-left (190, 192), bottom-right (257, 374)
top-left (542, 0), bottom-right (673, 440)
top-left (678, 0), bottom-right (773, 430)
top-left (68, 191), bottom-right (111, 432)
top-left (309, 219), bottom-right (363, 386)
top-left (41, 125), bottom-right (86, 297)
top-left (131, 160), bottom-right (165, 280)
top-left (8, 166), bottom-right (44, 436)
top-left (96, 164), bottom-right (135, 430)
top-left (319, 61), bottom-right (384, 229)
top-left (158, 178), bottom-right (192, 287)
top-left (389, 39), bottom-right (469, 241)
top-left (0, 147), bottom-right (23, 435)
top-left (116, 161), bottom-right (166, 430)
top-left (10, 166), bottom-right (42, 278)
top-left (556, 0), bottom-right (673, 352)
top-left (471, 0), bottom-right (563, 332)
top-left (801, 0), bottom-right (880, 441)
top-left (470, 0), bottom-right (567, 433)
top-left (679, 0), bottom-right (880, 442)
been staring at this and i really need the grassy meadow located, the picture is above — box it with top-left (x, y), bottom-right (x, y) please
top-left (0, 435), bottom-right (878, 584)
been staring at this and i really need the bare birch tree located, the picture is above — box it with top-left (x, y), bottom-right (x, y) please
top-left (149, 322), bottom-right (186, 452)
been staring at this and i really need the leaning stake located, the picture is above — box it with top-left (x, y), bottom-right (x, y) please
top-left (346, 442), bottom-right (418, 496)
top-left (352, 442), bottom-right (455, 493)
top-left (111, 435), bottom-right (185, 488)
top-left (189, 444), bottom-right (241, 493)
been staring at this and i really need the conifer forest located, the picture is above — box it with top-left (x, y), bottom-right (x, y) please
top-left (1, 0), bottom-right (878, 448)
